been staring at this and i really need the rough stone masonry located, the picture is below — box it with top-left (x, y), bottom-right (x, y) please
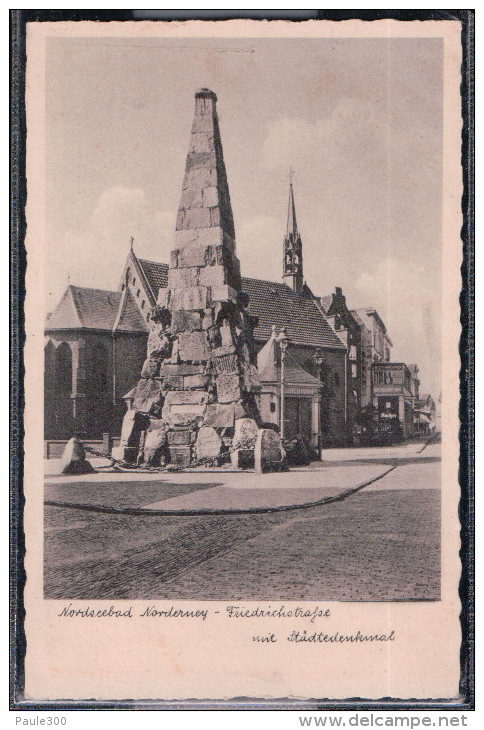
top-left (114, 89), bottom-right (284, 470)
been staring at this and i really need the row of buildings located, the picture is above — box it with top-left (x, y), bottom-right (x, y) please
top-left (44, 92), bottom-right (437, 451)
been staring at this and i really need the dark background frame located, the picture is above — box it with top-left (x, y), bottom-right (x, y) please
top-left (10, 8), bottom-right (474, 711)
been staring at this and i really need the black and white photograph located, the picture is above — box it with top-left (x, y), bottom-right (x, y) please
top-left (21, 18), bottom-right (464, 702)
top-left (42, 32), bottom-right (442, 603)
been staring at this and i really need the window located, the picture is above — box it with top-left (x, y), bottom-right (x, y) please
top-left (141, 300), bottom-right (145, 309)
top-left (90, 344), bottom-right (108, 395)
top-left (132, 277), bottom-right (136, 286)
top-left (351, 363), bottom-right (357, 378)
top-left (55, 342), bottom-right (72, 394)
top-left (137, 289), bottom-right (140, 297)
top-left (121, 283), bottom-right (125, 291)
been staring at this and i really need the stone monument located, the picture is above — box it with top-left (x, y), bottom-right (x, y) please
top-left (113, 89), bottom-right (286, 469)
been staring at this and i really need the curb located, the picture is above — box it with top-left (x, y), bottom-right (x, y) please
top-left (44, 466), bottom-right (397, 517)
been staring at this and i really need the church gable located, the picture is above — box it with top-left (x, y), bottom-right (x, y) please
top-left (45, 286), bottom-right (83, 330)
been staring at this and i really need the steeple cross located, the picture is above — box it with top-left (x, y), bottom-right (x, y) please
top-left (288, 167), bottom-right (295, 184)
top-left (130, 236), bottom-right (134, 252)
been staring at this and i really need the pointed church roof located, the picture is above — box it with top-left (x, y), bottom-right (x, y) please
top-left (286, 180), bottom-right (299, 239)
top-left (46, 285), bottom-right (122, 331)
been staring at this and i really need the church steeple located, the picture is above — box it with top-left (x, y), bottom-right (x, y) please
top-left (283, 169), bottom-right (303, 294)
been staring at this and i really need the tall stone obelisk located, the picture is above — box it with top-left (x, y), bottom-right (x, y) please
top-left (125, 89), bottom-right (261, 467)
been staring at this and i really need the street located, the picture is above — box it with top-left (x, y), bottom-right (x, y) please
top-left (44, 440), bottom-right (441, 601)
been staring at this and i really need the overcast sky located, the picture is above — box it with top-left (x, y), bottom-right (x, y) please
top-left (44, 36), bottom-right (442, 397)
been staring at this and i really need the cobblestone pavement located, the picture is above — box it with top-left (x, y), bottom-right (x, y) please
top-left (44, 447), bottom-right (440, 601)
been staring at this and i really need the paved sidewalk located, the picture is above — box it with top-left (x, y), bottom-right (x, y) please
top-left (44, 440), bottom-right (440, 512)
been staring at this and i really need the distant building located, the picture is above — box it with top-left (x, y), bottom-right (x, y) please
top-left (352, 307), bottom-right (393, 409)
top-left (319, 287), bottom-right (362, 437)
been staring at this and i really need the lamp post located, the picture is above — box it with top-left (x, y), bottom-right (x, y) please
top-left (312, 348), bottom-right (325, 457)
top-left (275, 327), bottom-right (291, 439)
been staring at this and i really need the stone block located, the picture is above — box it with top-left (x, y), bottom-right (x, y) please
top-left (173, 229), bottom-right (199, 249)
top-left (163, 375), bottom-right (184, 390)
top-left (132, 378), bottom-right (164, 413)
top-left (210, 207), bottom-right (221, 226)
top-left (168, 286), bottom-right (209, 312)
top-left (168, 446), bottom-right (192, 468)
top-left (203, 403), bottom-right (235, 429)
top-left (168, 267), bottom-right (200, 289)
top-left (182, 166), bottom-right (214, 189)
top-left (60, 437), bottom-right (95, 475)
top-left (191, 114), bottom-right (217, 135)
top-left (141, 357), bottom-right (161, 379)
top-left (119, 409), bottom-right (150, 448)
top-left (162, 404), bottom-right (207, 427)
top-left (196, 226), bottom-right (225, 247)
top-left (177, 207), bottom-right (211, 230)
top-left (186, 151), bottom-right (217, 172)
top-left (198, 264), bottom-right (226, 288)
top-left (111, 446), bottom-right (138, 465)
top-left (233, 417), bottom-right (260, 448)
top-left (220, 324), bottom-right (234, 347)
top-left (211, 344), bottom-right (236, 358)
top-left (184, 373), bottom-right (208, 389)
top-left (178, 331), bottom-right (210, 362)
top-left (179, 184), bottom-right (203, 210)
top-left (211, 285), bottom-right (238, 303)
top-left (160, 363), bottom-right (204, 376)
top-left (189, 132), bottom-right (214, 155)
top-left (167, 429), bottom-right (193, 446)
top-left (202, 308), bottom-right (214, 330)
top-left (216, 374), bottom-right (242, 404)
top-left (174, 243), bottom-right (208, 267)
top-left (202, 186), bottom-right (219, 207)
top-left (164, 390), bottom-right (209, 407)
top-left (171, 310), bottom-right (202, 334)
top-left (212, 352), bottom-right (239, 375)
top-left (240, 361), bottom-right (261, 390)
top-left (195, 425), bottom-right (223, 462)
top-left (143, 419), bottom-right (169, 466)
top-left (230, 418), bottom-right (259, 467)
top-left (254, 429), bottom-right (285, 473)
top-left (147, 326), bottom-right (172, 359)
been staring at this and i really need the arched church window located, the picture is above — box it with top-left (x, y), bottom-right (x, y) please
top-left (44, 340), bottom-right (56, 389)
top-left (90, 344), bottom-right (108, 395)
top-left (55, 342), bottom-right (72, 395)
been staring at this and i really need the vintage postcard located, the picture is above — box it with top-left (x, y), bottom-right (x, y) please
top-left (22, 18), bottom-right (464, 703)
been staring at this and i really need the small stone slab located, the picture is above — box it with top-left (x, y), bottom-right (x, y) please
top-left (143, 420), bottom-right (169, 466)
top-left (168, 446), bottom-right (192, 468)
top-left (254, 428), bottom-right (285, 474)
top-left (164, 390), bottom-right (209, 407)
top-left (119, 409), bottom-right (150, 447)
top-left (171, 310), bottom-right (202, 334)
top-left (141, 358), bottom-right (161, 379)
top-left (132, 378), bottom-right (164, 413)
top-left (178, 331), bottom-right (210, 362)
top-left (195, 425), bottom-right (223, 462)
top-left (203, 403), bottom-right (235, 428)
top-left (167, 429), bottom-right (194, 446)
top-left (230, 418), bottom-right (259, 467)
top-left (216, 373), bottom-right (241, 404)
top-left (60, 437), bottom-right (95, 475)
